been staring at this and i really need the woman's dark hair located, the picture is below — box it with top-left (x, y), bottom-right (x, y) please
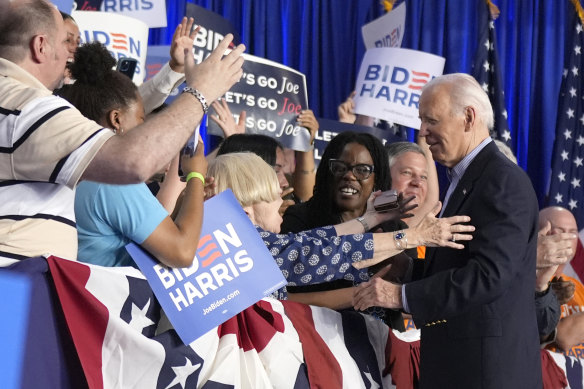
top-left (54, 42), bottom-right (138, 124)
top-left (216, 134), bottom-right (283, 166)
top-left (60, 11), bottom-right (74, 21)
top-left (310, 131), bottom-right (390, 219)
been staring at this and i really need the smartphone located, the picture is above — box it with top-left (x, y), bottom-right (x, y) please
top-left (116, 58), bottom-right (138, 79)
top-left (178, 127), bottom-right (201, 179)
top-left (373, 189), bottom-right (399, 212)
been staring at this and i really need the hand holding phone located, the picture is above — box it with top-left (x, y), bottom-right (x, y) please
top-left (373, 190), bottom-right (399, 212)
top-left (116, 57), bottom-right (138, 80)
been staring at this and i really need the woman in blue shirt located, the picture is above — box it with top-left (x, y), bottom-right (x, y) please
top-left (57, 41), bottom-right (206, 268)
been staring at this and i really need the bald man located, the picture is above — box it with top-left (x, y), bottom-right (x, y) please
top-left (539, 207), bottom-right (584, 357)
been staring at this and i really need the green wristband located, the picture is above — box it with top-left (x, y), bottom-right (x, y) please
top-left (185, 171), bottom-right (205, 185)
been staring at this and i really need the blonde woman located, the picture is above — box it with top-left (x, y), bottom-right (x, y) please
top-left (207, 153), bottom-right (474, 299)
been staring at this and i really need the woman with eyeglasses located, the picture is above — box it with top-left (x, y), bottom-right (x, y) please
top-left (281, 131), bottom-right (414, 328)
top-left (282, 131), bottom-right (395, 235)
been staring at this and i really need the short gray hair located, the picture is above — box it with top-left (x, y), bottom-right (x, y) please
top-left (423, 73), bottom-right (494, 131)
top-left (0, 0), bottom-right (58, 62)
top-left (386, 141), bottom-right (425, 168)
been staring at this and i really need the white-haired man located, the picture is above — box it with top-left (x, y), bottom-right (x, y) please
top-left (354, 73), bottom-right (542, 388)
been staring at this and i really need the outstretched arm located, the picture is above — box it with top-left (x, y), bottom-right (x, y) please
top-left (83, 34), bottom-right (246, 185)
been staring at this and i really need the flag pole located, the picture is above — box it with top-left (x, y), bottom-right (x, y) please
top-left (485, 0), bottom-right (501, 20)
top-left (571, 0), bottom-right (584, 25)
top-left (381, 0), bottom-right (396, 13)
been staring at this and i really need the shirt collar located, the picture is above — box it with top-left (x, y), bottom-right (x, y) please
top-left (448, 137), bottom-right (492, 182)
top-left (0, 58), bottom-right (50, 91)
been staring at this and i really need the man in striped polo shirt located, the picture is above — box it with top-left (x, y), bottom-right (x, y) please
top-left (0, 0), bottom-right (245, 262)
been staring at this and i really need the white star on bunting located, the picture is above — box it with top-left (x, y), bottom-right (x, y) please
top-left (561, 151), bottom-right (570, 161)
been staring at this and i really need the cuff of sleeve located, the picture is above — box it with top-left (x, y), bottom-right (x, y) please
top-left (401, 284), bottom-right (410, 313)
top-left (153, 62), bottom-right (186, 94)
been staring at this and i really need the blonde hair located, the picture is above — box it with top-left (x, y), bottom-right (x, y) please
top-left (208, 152), bottom-right (281, 207)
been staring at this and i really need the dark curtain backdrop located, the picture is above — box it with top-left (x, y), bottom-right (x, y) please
top-left (149, 0), bottom-right (570, 206)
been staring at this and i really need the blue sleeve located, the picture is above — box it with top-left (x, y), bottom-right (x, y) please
top-left (257, 225), bottom-right (374, 287)
top-left (93, 183), bottom-right (168, 244)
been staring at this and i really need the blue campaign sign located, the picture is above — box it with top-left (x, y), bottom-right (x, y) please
top-left (312, 117), bottom-right (405, 167)
top-left (0, 271), bottom-right (31, 389)
top-left (127, 189), bottom-right (287, 344)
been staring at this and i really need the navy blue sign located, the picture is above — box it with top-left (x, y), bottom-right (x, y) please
top-left (185, 4), bottom-right (240, 64)
top-left (206, 55), bottom-right (312, 152)
top-left (312, 118), bottom-right (405, 167)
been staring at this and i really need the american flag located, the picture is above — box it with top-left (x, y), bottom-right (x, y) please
top-left (547, 8), bottom-right (584, 286)
top-left (471, 0), bottom-right (511, 144)
top-left (548, 11), bottom-right (584, 226)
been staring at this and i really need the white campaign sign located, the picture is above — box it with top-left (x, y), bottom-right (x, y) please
top-left (361, 2), bottom-right (406, 49)
top-left (72, 10), bottom-right (149, 85)
top-left (353, 48), bottom-right (445, 129)
top-left (100, 0), bottom-right (167, 28)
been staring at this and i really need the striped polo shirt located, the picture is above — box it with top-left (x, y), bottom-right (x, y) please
top-left (0, 58), bottom-right (114, 261)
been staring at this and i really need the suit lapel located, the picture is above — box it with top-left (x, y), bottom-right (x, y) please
top-left (423, 142), bottom-right (499, 275)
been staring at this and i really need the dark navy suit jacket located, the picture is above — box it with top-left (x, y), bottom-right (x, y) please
top-left (405, 142), bottom-right (542, 388)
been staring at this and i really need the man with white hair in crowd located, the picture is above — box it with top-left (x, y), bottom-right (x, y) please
top-left (354, 73), bottom-right (542, 388)
top-left (0, 0), bottom-right (245, 262)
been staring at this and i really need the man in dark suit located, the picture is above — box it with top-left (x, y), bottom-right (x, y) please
top-left (353, 73), bottom-right (542, 388)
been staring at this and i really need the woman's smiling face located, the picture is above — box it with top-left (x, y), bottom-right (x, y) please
top-left (331, 142), bottom-right (375, 214)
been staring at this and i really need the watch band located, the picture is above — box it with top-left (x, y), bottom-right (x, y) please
top-left (356, 216), bottom-right (369, 232)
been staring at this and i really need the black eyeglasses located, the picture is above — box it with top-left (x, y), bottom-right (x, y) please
top-left (328, 159), bottom-right (374, 180)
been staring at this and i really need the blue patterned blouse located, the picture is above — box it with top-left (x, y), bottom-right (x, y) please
top-left (255, 225), bottom-right (375, 299)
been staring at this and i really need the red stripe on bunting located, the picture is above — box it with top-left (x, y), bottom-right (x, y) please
top-left (571, 238), bottom-right (584, 282)
top-left (47, 256), bottom-right (108, 389)
top-left (282, 300), bottom-right (343, 389)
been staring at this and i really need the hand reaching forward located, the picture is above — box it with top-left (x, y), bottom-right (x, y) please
top-left (410, 202), bottom-right (474, 249)
top-left (353, 278), bottom-right (403, 310)
top-left (361, 190), bottom-right (417, 229)
top-left (184, 34), bottom-right (246, 104)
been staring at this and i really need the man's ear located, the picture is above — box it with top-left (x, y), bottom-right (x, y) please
top-left (464, 106), bottom-right (476, 131)
top-left (30, 35), bottom-right (49, 64)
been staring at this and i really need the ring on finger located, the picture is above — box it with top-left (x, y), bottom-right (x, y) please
top-left (451, 234), bottom-right (456, 243)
